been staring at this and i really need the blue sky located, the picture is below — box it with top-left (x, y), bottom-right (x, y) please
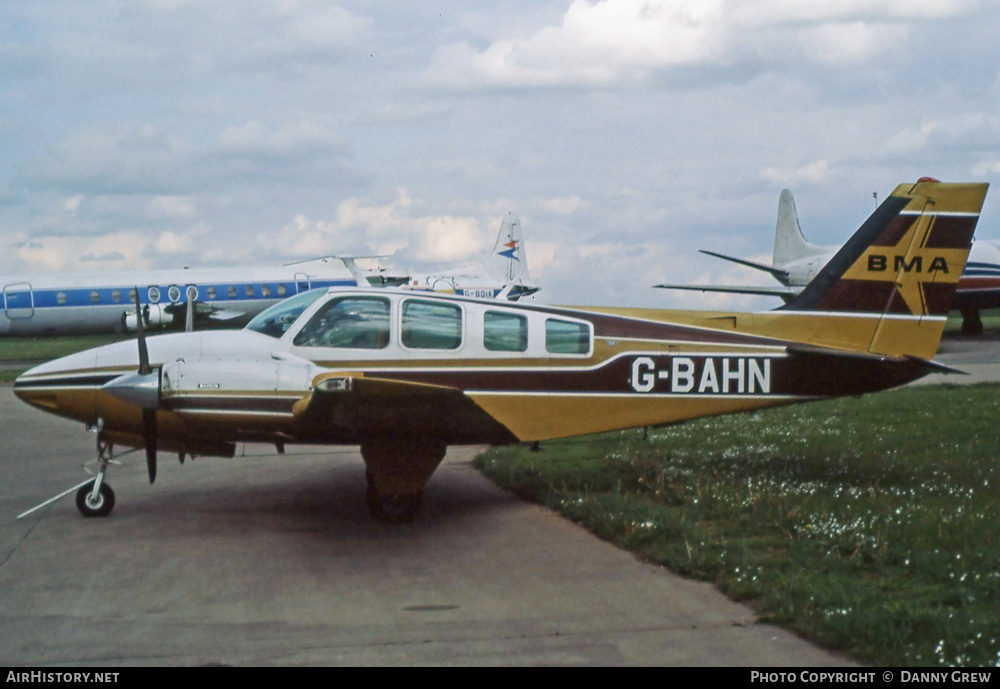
top-left (2, 0), bottom-right (998, 308)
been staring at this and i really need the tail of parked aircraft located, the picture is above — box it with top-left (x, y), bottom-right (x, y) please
top-left (485, 212), bottom-right (529, 286)
top-left (772, 188), bottom-right (829, 267)
top-left (779, 179), bottom-right (988, 359)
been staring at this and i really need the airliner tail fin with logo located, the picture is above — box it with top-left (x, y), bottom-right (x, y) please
top-left (779, 179), bottom-right (988, 358)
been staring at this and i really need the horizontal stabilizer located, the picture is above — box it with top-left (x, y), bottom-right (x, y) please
top-left (699, 250), bottom-right (791, 282)
top-left (654, 283), bottom-right (799, 298)
top-left (904, 356), bottom-right (967, 376)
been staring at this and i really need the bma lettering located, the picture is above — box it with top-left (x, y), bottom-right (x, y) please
top-left (867, 254), bottom-right (950, 274)
top-left (894, 255), bottom-right (922, 272)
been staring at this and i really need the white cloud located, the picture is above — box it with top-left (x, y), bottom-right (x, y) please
top-left (154, 230), bottom-right (195, 254)
top-left (147, 195), bottom-right (197, 219)
top-left (540, 195), bottom-right (584, 215)
top-left (761, 160), bottom-right (831, 186)
top-left (11, 232), bottom-right (150, 272)
top-left (62, 195), bottom-right (84, 213)
top-left (426, 0), bottom-right (981, 87)
top-left (972, 160), bottom-right (1000, 176)
top-left (216, 120), bottom-right (348, 158)
top-left (257, 189), bottom-right (489, 267)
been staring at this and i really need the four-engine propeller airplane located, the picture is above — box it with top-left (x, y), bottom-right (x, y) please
top-left (13, 180), bottom-right (988, 523)
top-left (0, 256), bottom-right (406, 336)
top-left (656, 184), bottom-right (1000, 334)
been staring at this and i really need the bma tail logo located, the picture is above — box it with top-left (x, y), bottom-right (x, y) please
top-left (629, 356), bottom-right (771, 395)
top-left (867, 255), bottom-right (950, 273)
top-left (844, 218), bottom-right (968, 314)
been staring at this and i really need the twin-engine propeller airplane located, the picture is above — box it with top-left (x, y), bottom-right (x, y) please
top-left (14, 180), bottom-right (988, 523)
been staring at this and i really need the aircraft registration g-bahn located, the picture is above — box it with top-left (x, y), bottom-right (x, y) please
top-left (656, 183), bottom-right (1000, 334)
top-left (13, 180), bottom-right (988, 523)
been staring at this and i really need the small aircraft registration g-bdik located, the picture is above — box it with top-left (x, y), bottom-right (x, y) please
top-left (14, 180), bottom-right (988, 523)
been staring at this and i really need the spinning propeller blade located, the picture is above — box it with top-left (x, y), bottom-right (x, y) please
top-left (134, 288), bottom-right (157, 483)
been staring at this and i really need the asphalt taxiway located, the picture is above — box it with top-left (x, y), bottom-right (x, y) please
top-left (0, 387), bottom-right (853, 667)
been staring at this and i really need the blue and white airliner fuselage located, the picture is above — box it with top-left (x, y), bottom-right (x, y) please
top-left (0, 258), bottom-right (367, 336)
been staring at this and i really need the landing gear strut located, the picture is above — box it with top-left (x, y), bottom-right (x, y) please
top-left (76, 431), bottom-right (124, 518)
top-left (961, 308), bottom-right (984, 336)
top-left (361, 437), bottom-right (447, 524)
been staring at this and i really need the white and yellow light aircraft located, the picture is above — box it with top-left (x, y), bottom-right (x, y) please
top-left (14, 181), bottom-right (987, 522)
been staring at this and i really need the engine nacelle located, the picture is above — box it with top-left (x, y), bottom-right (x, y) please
top-left (123, 303), bottom-right (173, 331)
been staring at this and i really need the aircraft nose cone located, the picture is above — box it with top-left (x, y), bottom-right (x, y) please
top-left (10, 347), bottom-right (104, 418)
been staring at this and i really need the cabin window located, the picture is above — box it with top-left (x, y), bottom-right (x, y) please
top-left (186, 285), bottom-right (198, 301)
top-left (545, 318), bottom-right (590, 354)
top-left (111, 289), bottom-right (122, 304)
top-left (148, 287), bottom-right (160, 303)
top-left (227, 286), bottom-right (237, 299)
top-left (90, 290), bottom-right (100, 304)
top-left (168, 285), bottom-right (181, 303)
top-left (402, 299), bottom-right (462, 350)
top-left (261, 284), bottom-right (271, 298)
top-left (206, 286), bottom-right (217, 300)
top-left (277, 284), bottom-right (287, 297)
top-left (56, 291), bottom-right (67, 305)
top-left (246, 285), bottom-right (255, 298)
top-left (128, 288), bottom-right (137, 304)
top-left (293, 296), bottom-right (391, 349)
top-left (484, 311), bottom-right (528, 352)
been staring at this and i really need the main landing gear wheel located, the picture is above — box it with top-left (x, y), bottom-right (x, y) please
top-left (366, 489), bottom-right (422, 524)
top-left (75, 482), bottom-right (116, 518)
top-left (361, 438), bottom-right (446, 524)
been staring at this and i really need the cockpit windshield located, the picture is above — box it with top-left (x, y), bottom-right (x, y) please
top-left (245, 288), bottom-right (326, 338)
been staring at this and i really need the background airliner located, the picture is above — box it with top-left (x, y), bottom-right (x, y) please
top-left (1, 213), bottom-right (539, 336)
top-left (656, 184), bottom-right (1000, 334)
top-left (0, 257), bottom-right (390, 336)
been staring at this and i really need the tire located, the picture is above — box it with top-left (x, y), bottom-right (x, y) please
top-left (367, 493), bottom-right (421, 524)
top-left (75, 482), bottom-right (116, 518)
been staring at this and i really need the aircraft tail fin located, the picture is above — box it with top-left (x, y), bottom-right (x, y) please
top-left (772, 189), bottom-right (827, 266)
top-left (779, 180), bottom-right (988, 358)
top-left (484, 212), bottom-right (529, 285)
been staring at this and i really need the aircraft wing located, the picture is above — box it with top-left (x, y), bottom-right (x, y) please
top-left (654, 283), bottom-right (800, 298)
top-left (206, 308), bottom-right (249, 321)
top-left (699, 250), bottom-right (790, 282)
top-left (164, 301), bottom-right (248, 323)
top-left (292, 372), bottom-right (517, 444)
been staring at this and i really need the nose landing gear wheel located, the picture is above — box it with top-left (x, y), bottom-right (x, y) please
top-left (75, 482), bottom-right (115, 518)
